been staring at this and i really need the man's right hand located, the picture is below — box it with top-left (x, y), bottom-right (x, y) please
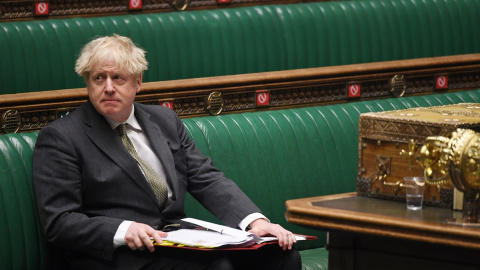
top-left (124, 222), bottom-right (168, 252)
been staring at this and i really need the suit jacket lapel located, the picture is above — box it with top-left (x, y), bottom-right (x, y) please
top-left (82, 102), bottom-right (162, 207)
top-left (134, 107), bottom-right (179, 202)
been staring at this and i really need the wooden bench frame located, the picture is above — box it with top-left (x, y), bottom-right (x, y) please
top-left (1, 54), bottom-right (480, 134)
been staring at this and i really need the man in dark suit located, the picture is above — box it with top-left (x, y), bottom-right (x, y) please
top-left (33, 34), bottom-right (301, 269)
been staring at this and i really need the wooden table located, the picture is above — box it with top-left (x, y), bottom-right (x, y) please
top-left (285, 192), bottom-right (480, 270)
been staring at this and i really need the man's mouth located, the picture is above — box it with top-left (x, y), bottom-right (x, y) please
top-left (102, 99), bottom-right (119, 103)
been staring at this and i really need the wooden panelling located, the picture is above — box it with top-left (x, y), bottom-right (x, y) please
top-left (1, 54), bottom-right (480, 134)
top-left (0, 0), bottom-right (301, 21)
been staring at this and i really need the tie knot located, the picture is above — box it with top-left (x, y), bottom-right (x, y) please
top-left (117, 123), bottom-right (128, 136)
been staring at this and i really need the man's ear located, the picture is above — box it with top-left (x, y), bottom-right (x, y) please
top-left (136, 74), bottom-right (143, 93)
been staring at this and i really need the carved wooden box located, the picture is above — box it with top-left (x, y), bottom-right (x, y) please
top-left (357, 103), bottom-right (480, 208)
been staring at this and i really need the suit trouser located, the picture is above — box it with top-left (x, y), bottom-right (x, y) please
top-left (60, 244), bottom-right (301, 270)
top-left (143, 244), bottom-right (301, 270)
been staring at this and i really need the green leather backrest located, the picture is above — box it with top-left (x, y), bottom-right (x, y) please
top-left (1, 0), bottom-right (480, 94)
top-left (182, 89), bottom-right (480, 250)
top-left (2, 90), bottom-right (480, 268)
top-left (0, 131), bottom-right (53, 270)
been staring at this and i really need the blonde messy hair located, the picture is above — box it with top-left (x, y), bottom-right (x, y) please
top-left (75, 34), bottom-right (148, 80)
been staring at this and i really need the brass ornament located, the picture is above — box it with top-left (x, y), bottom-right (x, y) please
top-left (170, 0), bottom-right (188, 11)
top-left (206, 91), bottom-right (224, 116)
top-left (416, 128), bottom-right (480, 226)
top-left (389, 74), bottom-right (406, 97)
top-left (399, 139), bottom-right (418, 171)
top-left (416, 136), bottom-right (451, 185)
top-left (1, 110), bottom-right (21, 134)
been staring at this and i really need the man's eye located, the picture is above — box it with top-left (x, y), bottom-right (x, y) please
top-left (114, 75), bottom-right (126, 82)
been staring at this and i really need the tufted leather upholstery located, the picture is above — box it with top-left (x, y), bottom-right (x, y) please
top-left (1, 0), bottom-right (480, 94)
top-left (2, 89), bottom-right (480, 269)
top-left (0, 132), bottom-right (52, 269)
top-left (181, 89), bottom-right (480, 249)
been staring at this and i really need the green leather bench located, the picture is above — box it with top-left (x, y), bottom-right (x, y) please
top-left (1, 0), bottom-right (480, 94)
top-left (2, 89), bottom-right (480, 269)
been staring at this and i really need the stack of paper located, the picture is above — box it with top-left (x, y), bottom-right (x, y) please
top-left (158, 218), bottom-right (308, 249)
top-left (162, 229), bottom-right (256, 248)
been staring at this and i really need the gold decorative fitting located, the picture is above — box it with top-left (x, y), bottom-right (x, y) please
top-left (370, 155), bottom-right (391, 184)
top-left (417, 128), bottom-right (480, 226)
top-left (399, 139), bottom-right (418, 170)
top-left (1, 110), bottom-right (21, 133)
top-left (170, 0), bottom-right (188, 11)
top-left (206, 91), bottom-right (224, 116)
top-left (390, 74), bottom-right (406, 97)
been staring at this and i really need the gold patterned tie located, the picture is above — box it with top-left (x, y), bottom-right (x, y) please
top-left (117, 123), bottom-right (168, 207)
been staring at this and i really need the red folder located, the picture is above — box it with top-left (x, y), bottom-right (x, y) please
top-left (153, 234), bottom-right (318, 251)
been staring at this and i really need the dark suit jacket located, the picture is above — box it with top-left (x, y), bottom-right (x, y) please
top-left (33, 101), bottom-right (261, 268)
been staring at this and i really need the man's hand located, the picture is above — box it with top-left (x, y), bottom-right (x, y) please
top-left (247, 219), bottom-right (297, 251)
top-left (124, 222), bottom-right (168, 252)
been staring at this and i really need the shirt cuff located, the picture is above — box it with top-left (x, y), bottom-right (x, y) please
top-left (113, 220), bottom-right (133, 248)
top-left (239, 213), bottom-right (269, 231)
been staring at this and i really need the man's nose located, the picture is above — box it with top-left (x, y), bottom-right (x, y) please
top-left (104, 77), bottom-right (115, 93)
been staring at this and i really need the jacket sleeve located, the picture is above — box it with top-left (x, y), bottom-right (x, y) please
top-left (33, 123), bottom-right (122, 261)
top-left (163, 108), bottom-right (263, 228)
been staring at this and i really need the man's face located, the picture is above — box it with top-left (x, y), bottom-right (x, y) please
top-left (87, 61), bottom-right (141, 122)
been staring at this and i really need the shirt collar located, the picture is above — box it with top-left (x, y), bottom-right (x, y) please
top-left (105, 105), bottom-right (142, 132)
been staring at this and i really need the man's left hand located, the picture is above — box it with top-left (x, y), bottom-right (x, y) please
top-left (247, 219), bottom-right (297, 251)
